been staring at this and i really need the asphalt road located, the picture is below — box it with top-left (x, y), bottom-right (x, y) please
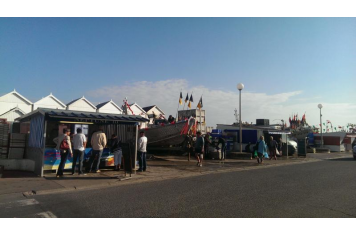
top-left (1, 155), bottom-right (356, 218)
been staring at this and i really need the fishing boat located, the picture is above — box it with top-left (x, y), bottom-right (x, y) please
top-left (141, 120), bottom-right (189, 147)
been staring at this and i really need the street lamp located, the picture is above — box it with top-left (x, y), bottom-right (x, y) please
top-left (318, 104), bottom-right (323, 147)
top-left (237, 83), bottom-right (244, 153)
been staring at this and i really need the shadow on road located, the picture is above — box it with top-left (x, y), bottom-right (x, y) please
top-left (44, 176), bottom-right (114, 180)
top-left (326, 157), bottom-right (355, 162)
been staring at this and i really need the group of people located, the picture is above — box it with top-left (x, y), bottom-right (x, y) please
top-left (253, 136), bottom-right (283, 164)
top-left (53, 127), bottom-right (109, 177)
top-left (53, 127), bottom-right (149, 177)
top-left (194, 132), bottom-right (227, 167)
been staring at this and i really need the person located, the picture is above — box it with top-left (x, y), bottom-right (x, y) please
top-left (277, 137), bottom-right (283, 156)
top-left (137, 131), bottom-right (148, 172)
top-left (71, 128), bottom-right (87, 175)
top-left (269, 136), bottom-right (277, 160)
top-left (53, 128), bottom-right (73, 177)
top-left (256, 136), bottom-right (267, 164)
top-left (217, 136), bottom-right (227, 160)
top-left (110, 134), bottom-right (122, 171)
top-left (204, 133), bottom-right (212, 159)
top-left (195, 131), bottom-right (204, 167)
top-left (88, 126), bottom-right (107, 173)
top-left (168, 115), bottom-right (175, 123)
top-left (245, 142), bottom-right (251, 153)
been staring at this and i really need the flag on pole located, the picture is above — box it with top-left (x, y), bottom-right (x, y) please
top-left (197, 96), bottom-right (203, 109)
top-left (188, 94), bottom-right (193, 109)
top-left (179, 92), bottom-right (183, 105)
top-left (185, 93), bottom-right (189, 103)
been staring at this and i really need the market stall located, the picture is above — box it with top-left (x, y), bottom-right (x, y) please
top-left (16, 108), bottom-right (149, 176)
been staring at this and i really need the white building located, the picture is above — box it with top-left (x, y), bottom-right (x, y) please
top-left (66, 96), bottom-right (97, 112)
top-left (96, 100), bottom-right (123, 114)
top-left (0, 90), bottom-right (32, 122)
top-left (32, 93), bottom-right (66, 111)
top-left (142, 105), bottom-right (166, 124)
top-left (128, 103), bottom-right (148, 128)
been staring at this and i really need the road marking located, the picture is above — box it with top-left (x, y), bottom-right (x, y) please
top-left (16, 199), bottom-right (40, 206)
top-left (35, 211), bottom-right (57, 218)
top-left (0, 198), bottom-right (40, 208)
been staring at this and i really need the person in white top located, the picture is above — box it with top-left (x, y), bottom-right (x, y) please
top-left (53, 128), bottom-right (73, 177)
top-left (137, 131), bottom-right (148, 171)
top-left (71, 128), bottom-right (87, 175)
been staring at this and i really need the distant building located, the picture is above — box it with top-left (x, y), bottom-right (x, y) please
top-left (32, 93), bottom-right (66, 111)
top-left (0, 106), bottom-right (26, 123)
top-left (142, 105), bottom-right (166, 124)
top-left (128, 103), bottom-right (148, 128)
top-left (96, 100), bottom-right (123, 114)
top-left (66, 96), bottom-right (97, 112)
top-left (0, 90), bottom-right (32, 122)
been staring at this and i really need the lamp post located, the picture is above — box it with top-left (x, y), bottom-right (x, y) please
top-left (237, 83), bottom-right (244, 153)
top-left (318, 104), bottom-right (323, 147)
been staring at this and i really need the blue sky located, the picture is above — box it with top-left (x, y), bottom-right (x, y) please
top-left (1, 18), bottom-right (355, 127)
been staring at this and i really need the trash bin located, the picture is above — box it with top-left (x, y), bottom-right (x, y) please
top-left (0, 165), bottom-right (4, 178)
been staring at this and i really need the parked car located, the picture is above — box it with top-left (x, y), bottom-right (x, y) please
top-left (353, 146), bottom-right (356, 160)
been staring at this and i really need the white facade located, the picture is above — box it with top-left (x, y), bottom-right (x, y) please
top-left (66, 96), bottom-right (97, 112)
top-left (32, 93), bottom-right (66, 111)
top-left (143, 105), bottom-right (166, 124)
top-left (96, 100), bottom-right (122, 114)
top-left (0, 90), bottom-right (32, 122)
top-left (0, 107), bottom-right (26, 122)
top-left (128, 103), bottom-right (148, 128)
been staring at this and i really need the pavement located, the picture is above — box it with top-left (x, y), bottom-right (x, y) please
top-left (0, 152), bottom-right (351, 197)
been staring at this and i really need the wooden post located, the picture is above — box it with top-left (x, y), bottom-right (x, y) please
top-left (134, 124), bottom-right (138, 173)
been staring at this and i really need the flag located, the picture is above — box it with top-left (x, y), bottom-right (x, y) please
top-left (189, 94), bottom-right (194, 103)
top-left (179, 92), bottom-right (183, 105)
top-left (188, 101), bottom-right (191, 109)
top-left (302, 114), bottom-right (306, 121)
top-left (185, 93), bottom-right (189, 103)
top-left (197, 96), bottom-right (203, 109)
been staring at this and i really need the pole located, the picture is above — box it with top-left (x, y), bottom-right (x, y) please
top-left (176, 99), bottom-right (180, 122)
top-left (286, 133), bottom-right (289, 159)
top-left (41, 120), bottom-right (47, 177)
top-left (320, 108), bottom-right (323, 147)
top-left (199, 108), bottom-right (202, 132)
top-left (134, 124), bottom-right (138, 174)
top-left (239, 90), bottom-right (242, 153)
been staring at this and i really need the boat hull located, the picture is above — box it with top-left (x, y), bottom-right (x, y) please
top-left (140, 121), bottom-right (187, 147)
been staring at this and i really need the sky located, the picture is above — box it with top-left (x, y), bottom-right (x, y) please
top-left (0, 18), bottom-right (355, 129)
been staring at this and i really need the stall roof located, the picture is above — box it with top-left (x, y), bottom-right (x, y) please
top-left (16, 108), bottom-right (149, 123)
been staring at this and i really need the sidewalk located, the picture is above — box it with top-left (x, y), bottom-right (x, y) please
top-left (0, 152), bottom-right (351, 197)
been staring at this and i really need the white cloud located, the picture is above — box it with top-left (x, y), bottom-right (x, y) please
top-left (87, 79), bottom-right (356, 128)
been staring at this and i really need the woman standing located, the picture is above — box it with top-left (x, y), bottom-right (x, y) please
top-left (53, 128), bottom-right (73, 177)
